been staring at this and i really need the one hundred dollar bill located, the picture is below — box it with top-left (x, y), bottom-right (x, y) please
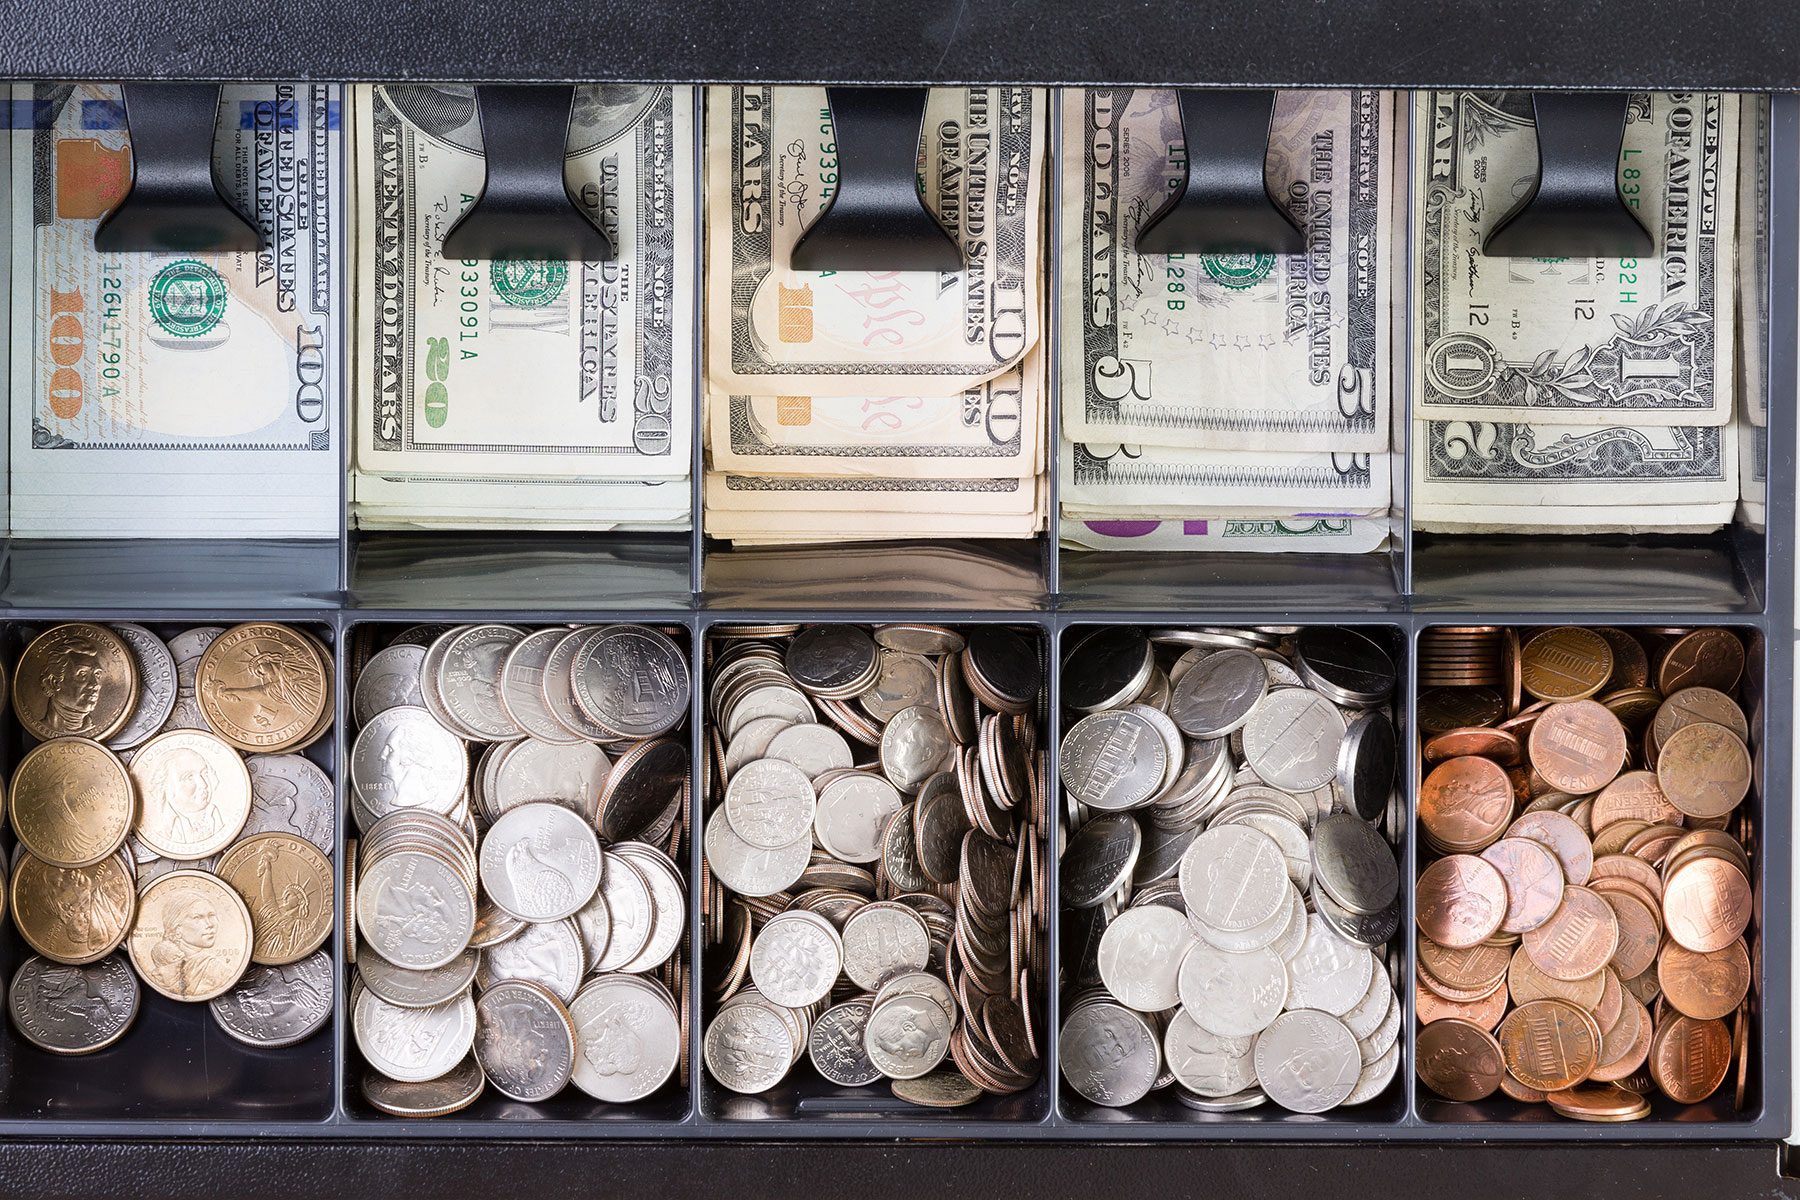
top-left (1413, 91), bottom-right (1738, 427)
top-left (10, 83), bottom-right (341, 538)
top-left (351, 84), bottom-right (693, 482)
top-left (1060, 88), bottom-right (1396, 454)
top-left (704, 86), bottom-right (1045, 396)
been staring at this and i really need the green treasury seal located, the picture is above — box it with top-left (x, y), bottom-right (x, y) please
top-left (1201, 253), bottom-right (1275, 291)
top-left (147, 260), bottom-right (229, 338)
top-left (491, 259), bottom-right (567, 308)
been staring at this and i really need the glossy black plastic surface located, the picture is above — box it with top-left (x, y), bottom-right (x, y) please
top-left (1483, 92), bottom-right (1653, 259)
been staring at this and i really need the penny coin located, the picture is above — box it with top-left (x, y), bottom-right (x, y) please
top-left (196, 623), bottom-right (330, 752)
top-left (1548, 1081), bottom-right (1651, 1121)
top-left (210, 951), bottom-right (333, 1047)
top-left (15, 623), bottom-right (138, 743)
top-left (1416, 855), bottom-right (1508, 949)
top-left (1522, 886), bottom-right (1618, 981)
top-left (1506, 810), bottom-right (1593, 886)
top-left (1658, 939), bottom-right (1750, 1020)
top-left (1415, 976), bottom-right (1508, 1030)
top-left (1594, 628), bottom-right (1652, 691)
top-left (1653, 686), bottom-right (1749, 747)
top-left (1656, 722), bottom-right (1751, 819)
top-left (1662, 856), bottom-right (1751, 952)
top-left (127, 730), bottom-right (254, 859)
top-left (1519, 627), bottom-right (1613, 703)
top-left (1479, 837), bottom-right (1565, 933)
top-left (10, 737), bottom-right (134, 868)
top-left (1416, 1017), bottom-right (1504, 1101)
top-left (1655, 629), bottom-right (1745, 695)
top-left (1528, 700), bottom-right (1627, 794)
top-left (11, 851), bottom-right (136, 965)
top-left (9, 953), bottom-right (139, 1054)
top-left (1498, 998), bottom-right (1600, 1091)
top-left (128, 869), bottom-right (254, 1001)
top-left (1649, 1013), bottom-right (1731, 1103)
top-left (1419, 756), bottom-right (1513, 853)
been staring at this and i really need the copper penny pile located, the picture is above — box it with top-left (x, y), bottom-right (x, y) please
top-left (1413, 625), bottom-right (1756, 1121)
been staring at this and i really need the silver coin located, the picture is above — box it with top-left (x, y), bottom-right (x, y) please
top-left (873, 624), bottom-right (965, 656)
top-left (477, 918), bottom-right (585, 1003)
top-left (1293, 627), bottom-right (1395, 707)
top-left (242, 753), bottom-right (336, 854)
top-left (873, 969), bottom-right (958, 1026)
top-left (784, 625), bottom-right (879, 695)
top-left (1311, 812), bottom-right (1399, 916)
top-left (609, 843), bottom-right (687, 973)
top-left (9, 954), bottom-right (139, 1054)
top-left (1179, 825), bottom-right (1288, 933)
top-left (1240, 687), bottom-right (1346, 792)
top-left (356, 988), bottom-right (477, 1083)
top-left (764, 722), bottom-right (854, 780)
top-left (1059, 1000), bottom-right (1160, 1107)
top-left (211, 951), bottom-right (333, 1047)
top-left (567, 973), bottom-right (681, 1102)
top-left (357, 947), bottom-right (477, 1009)
top-left (590, 851), bottom-right (655, 972)
top-left (1339, 962), bottom-right (1393, 1041)
top-left (475, 979), bottom-right (577, 1101)
top-left (1344, 1036), bottom-right (1399, 1105)
top-left (1361, 986), bottom-right (1402, 1062)
top-left (360, 1054), bottom-right (485, 1117)
top-left (813, 773), bottom-right (904, 864)
top-left (808, 999), bottom-right (882, 1086)
top-left (357, 849), bottom-right (476, 969)
top-left (750, 910), bottom-right (843, 1007)
top-left (489, 738), bottom-right (611, 823)
top-left (878, 705), bottom-right (955, 794)
top-left (1284, 912), bottom-right (1374, 1016)
top-left (1335, 709), bottom-right (1397, 821)
top-left (864, 992), bottom-right (952, 1079)
top-left (704, 805), bottom-right (811, 899)
top-left (1096, 903), bottom-right (1191, 1012)
top-left (351, 705), bottom-right (467, 818)
top-left (1194, 879), bottom-right (1300, 955)
top-left (1169, 649), bottom-right (1268, 739)
top-left (539, 628), bottom-right (619, 742)
top-left (1123, 703), bottom-right (1185, 795)
top-left (479, 802), bottom-right (602, 922)
top-left (571, 624), bottom-right (690, 739)
top-left (161, 625), bottom-right (225, 732)
top-left (499, 628), bottom-right (585, 745)
top-left (353, 643), bottom-right (428, 727)
top-left (438, 624), bottom-right (528, 741)
top-left (1062, 814), bottom-right (1142, 909)
top-left (1253, 1008), bottom-right (1361, 1113)
top-left (1176, 941), bottom-right (1287, 1037)
top-left (722, 715), bottom-right (793, 777)
top-left (1176, 1085), bottom-right (1269, 1112)
top-left (724, 683), bottom-right (815, 739)
top-left (1060, 711), bottom-right (1167, 811)
top-left (841, 902), bottom-right (931, 992)
top-left (1311, 879), bottom-right (1401, 949)
top-left (1162, 1008), bottom-right (1256, 1098)
top-left (704, 994), bottom-right (795, 1095)
top-left (1219, 807), bottom-right (1313, 893)
top-left (723, 756), bottom-right (816, 850)
top-left (1063, 627), bottom-right (1156, 714)
top-left (106, 623), bottom-right (177, 750)
top-left (859, 651), bottom-right (940, 724)
top-left (570, 877), bottom-right (613, 968)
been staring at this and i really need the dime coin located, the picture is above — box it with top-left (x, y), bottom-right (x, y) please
top-left (128, 869), bottom-right (254, 1001)
top-left (808, 999), bottom-right (882, 1086)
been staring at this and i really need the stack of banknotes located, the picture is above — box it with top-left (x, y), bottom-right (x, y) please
top-left (701, 86), bottom-right (1049, 546)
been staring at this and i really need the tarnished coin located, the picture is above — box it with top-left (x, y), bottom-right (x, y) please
top-left (353, 643), bottom-right (428, 727)
top-left (362, 1055), bottom-right (486, 1118)
top-left (571, 624), bottom-right (690, 739)
top-left (475, 979), bottom-right (578, 1101)
top-left (479, 803), bottom-right (602, 922)
top-left (1169, 649), bottom-right (1267, 739)
top-left (11, 851), bottom-right (136, 965)
top-left (1656, 721), bottom-right (1751, 819)
top-left (1520, 627), bottom-right (1613, 703)
top-left (1293, 627), bottom-right (1396, 706)
top-left (104, 624), bottom-right (177, 750)
top-left (127, 729), bottom-right (253, 860)
top-left (809, 999), bottom-right (882, 1086)
top-left (891, 1070), bottom-right (983, 1108)
top-left (15, 622), bottom-right (138, 743)
top-left (210, 950), bottom-right (333, 1047)
top-left (567, 973), bottom-right (682, 1102)
top-left (1416, 1017), bottom-right (1504, 1101)
top-left (128, 869), bottom-right (254, 1002)
top-left (215, 832), bottom-right (334, 964)
top-left (242, 753), bottom-right (336, 854)
top-left (196, 623), bottom-right (330, 752)
top-left (356, 989), bottom-right (478, 1083)
top-left (10, 736), bottom-right (135, 868)
top-left (1254, 1008), bottom-right (1360, 1113)
top-left (9, 953), bottom-right (139, 1054)
top-left (1498, 999), bottom-right (1600, 1091)
top-left (163, 626), bottom-right (226, 733)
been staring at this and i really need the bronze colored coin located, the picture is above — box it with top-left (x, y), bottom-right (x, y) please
top-left (1519, 627), bottom-right (1612, 703)
top-left (1500, 1073), bottom-right (1548, 1103)
top-left (9, 736), bottom-right (135, 868)
top-left (1419, 757), bottom-right (1514, 852)
top-left (1479, 837), bottom-right (1565, 934)
top-left (1600, 687), bottom-right (1664, 729)
top-left (1522, 886), bottom-right (1618, 982)
top-left (1652, 687), bottom-right (1749, 749)
top-left (1648, 1013), bottom-right (1732, 1104)
top-left (1498, 998), bottom-right (1600, 1091)
top-left (1655, 722), bottom-right (1751, 820)
top-left (1506, 810), bottom-right (1592, 886)
top-left (127, 730), bottom-right (254, 859)
top-left (1663, 830), bottom-right (1751, 879)
top-left (1662, 856), bottom-right (1751, 953)
top-left (1622, 824), bottom-right (1685, 869)
top-left (1508, 943), bottom-right (1606, 1011)
top-left (1527, 700), bottom-right (1627, 794)
top-left (9, 851), bottom-right (136, 965)
top-left (1416, 855), bottom-right (1509, 949)
top-left (1732, 1005), bottom-right (1750, 1112)
top-left (1591, 965), bottom-right (1624, 1033)
top-left (1586, 875), bottom-right (1663, 934)
top-left (1590, 771), bottom-right (1682, 832)
top-left (1416, 976), bottom-right (1508, 1030)
top-left (1594, 628), bottom-right (1652, 691)
top-left (1657, 939), bottom-right (1750, 1020)
top-left (1548, 1081), bottom-right (1651, 1121)
top-left (214, 832), bottom-right (334, 965)
top-left (1655, 629), bottom-right (1745, 695)
top-left (14, 622), bottom-right (138, 743)
top-left (891, 1070), bottom-right (982, 1108)
top-left (196, 623), bottom-right (330, 753)
top-left (1621, 968), bottom-right (1661, 1008)
top-left (1598, 889), bottom-right (1660, 980)
top-left (1418, 937), bottom-right (1512, 994)
top-left (1588, 995), bottom-right (1654, 1082)
top-left (1416, 1017), bottom-right (1505, 1101)
top-left (1591, 819), bottom-right (1651, 858)
top-left (1418, 688), bottom-right (1506, 736)
top-left (1423, 727), bottom-right (1522, 767)
top-left (128, 869), bottom-right (254, 1002)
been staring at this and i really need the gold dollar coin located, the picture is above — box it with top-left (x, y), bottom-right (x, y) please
top-left (128, 869), bottom-right (253, 1002)
top-left (215, 831), bottom-right (334, 965)
top-left (10, 737), bottom-right (135, 868)
top-left (14, 623), bottom-right (138, 743)
top-left (196, 623), bottom-right (330, 753)
top-left (10, 850), bottom-right (136, 965)
top-left (128, 730), bottom-right (253, 859)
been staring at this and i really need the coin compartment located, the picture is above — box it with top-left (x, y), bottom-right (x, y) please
top-left (1053, 622), bottom-right (1410, 1128)
top-left (695, 619), bottom-right (1054, 1126)
top-left (0, 618), bottom-right (337, 1123)
top-left (338, 620), bottom-right (695, 1125)
top-left (1411, 622), bottom-right (1770, 1128)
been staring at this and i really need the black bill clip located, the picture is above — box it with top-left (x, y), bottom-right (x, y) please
top-left (790, 86), bottom-right (961, 272)
top-left (1482, 92), bottom-right (1653, 258)
top-left (94, 83), bottom-right (263, 253)
top-left (442, 84), bottom-right (614, 262)
top-left (1136, 89), bottom-right (1305, 256)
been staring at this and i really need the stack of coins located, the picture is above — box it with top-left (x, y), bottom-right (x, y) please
top-left (1056, 626), bottom-right (1403, 1115)
top-left (1418, 626), bottom-right (1509, 689)
top-left (347, 623), bottom-right (691, 1117)
top-left (6, 621), bottom-right (335, 1054)
top-left (700, 623), bottom-right (1046, 1107)
top-left (1413, 624), bottom-right (1757, 1120)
